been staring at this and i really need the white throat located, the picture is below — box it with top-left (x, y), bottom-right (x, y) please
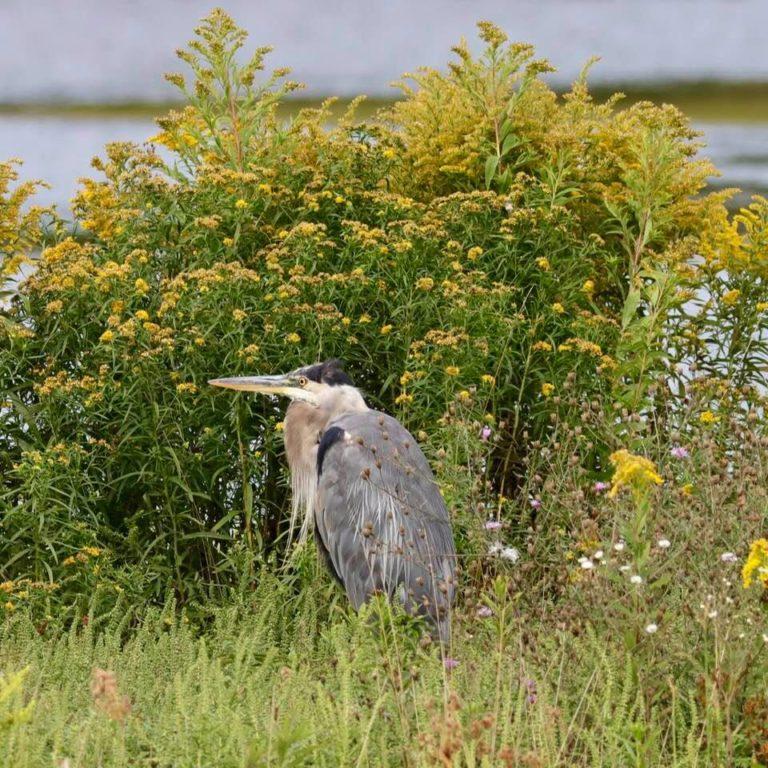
top-left (283, 385), bottom-right (368, 544)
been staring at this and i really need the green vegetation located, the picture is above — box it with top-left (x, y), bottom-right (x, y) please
top-left (2, 10), bottom-right (768, 766)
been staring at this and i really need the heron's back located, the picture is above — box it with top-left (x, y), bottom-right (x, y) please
top-left (314, 410), bottom-right (456, 640)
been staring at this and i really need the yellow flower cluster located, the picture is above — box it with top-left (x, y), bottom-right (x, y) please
top-left (75, 180), bottom-right (123, 240)
top-left (416, 277), bottom-right (435, 291)
top-left (45, 299), bottom-right (64, 314)
top-left (423, 328), bottom-right (469, 348)
top-left (742, 539), bottom-right (768, 589)
top-left (558, 337), bottom-right (603, 357)
top-left (237, 344), bottom-right (260, 364)
top-left (35, 371), bottom-right (101, 398)
top-left (699, 198), bottom-right (768, 278)
top-left (608, 450), bottom-right (663, 499)
top-left (62, 546), bottom-right (104, 567)
top-left (342, 220), bottom-right (386, 248)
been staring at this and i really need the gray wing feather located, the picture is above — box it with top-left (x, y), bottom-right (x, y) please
top-left (315, 410), bottom-right (456, 640)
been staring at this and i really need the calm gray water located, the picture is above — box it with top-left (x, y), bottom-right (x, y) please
top-left (1, 115), bottom-right (765, 214)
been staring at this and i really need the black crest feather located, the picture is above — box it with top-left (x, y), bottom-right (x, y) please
top-left (299, 359), bottom-right (353, 387)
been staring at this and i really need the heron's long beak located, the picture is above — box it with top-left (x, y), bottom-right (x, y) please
top-left (208, 374), bottom-right (318, 404)
top-left (208, 374), bottom-right (292, 393)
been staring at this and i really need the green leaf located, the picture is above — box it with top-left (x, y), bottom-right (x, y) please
top-left (484, 155), bottom-right (500, 189)
top-left (501, 132), bottom-right (519, 157)
top-left (621, 288), bottom-right (643, 330)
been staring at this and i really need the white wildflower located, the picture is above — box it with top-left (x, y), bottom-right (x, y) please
top-left (630, 574), bottom-right (643, 585)
top-left (645, 623), bottom-right (658, 634)
top-left (501, 547), bottom-right (520, 563)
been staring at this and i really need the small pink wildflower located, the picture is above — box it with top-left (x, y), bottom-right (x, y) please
top-left (476, 606), bottom-right (493, 618)
top-left (530, 499), bottom-right (542, 510)
top-left (443, 657), bottom-right (459, 670)
top-left (484, 520), bottom-right (502, 531)
top-left (594, 481), bottom-right (610, 493)
top-left (480, 426), bottom-right (492, 442)
top-left (671, 446), bottom-right (689, 459)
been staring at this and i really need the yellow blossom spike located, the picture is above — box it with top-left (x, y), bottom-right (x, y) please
top-left (608, 450), bottom-right (663, 499)
top-left (743, 539), bottom-right (768, 589)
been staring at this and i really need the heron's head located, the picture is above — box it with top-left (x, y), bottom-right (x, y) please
top-left (209, 358), bottom-right (356, 407)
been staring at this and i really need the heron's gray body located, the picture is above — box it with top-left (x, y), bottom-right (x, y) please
top-left (314, 410), bottom-right (456, 641)
top-left (210, 359), bottom-right (456, 641)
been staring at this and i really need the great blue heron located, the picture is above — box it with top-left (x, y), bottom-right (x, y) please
top-left (210, 359), bottom-right (456, 641)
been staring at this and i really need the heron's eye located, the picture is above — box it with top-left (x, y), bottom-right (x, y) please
top-left (297, 376), bottom-right (308, 387)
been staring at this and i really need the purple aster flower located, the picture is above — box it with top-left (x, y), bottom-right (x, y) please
top-left (476, 606), bottom-right (493, 618)
top-left (671, 446), bottom-right (689, 459)
top-left (530, 499), bottom-right (542, 510)
top-left (443, 657), bottom-right (459, 670)
top-left (484, 520), bottom-right (502, 531)
top-left (594, 481), bottom-right (610, 493)
top-left (480, 426), bottom-right (492, 442)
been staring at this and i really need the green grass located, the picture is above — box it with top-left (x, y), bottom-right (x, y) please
top-left (0, 589), bottom-right (733, 767)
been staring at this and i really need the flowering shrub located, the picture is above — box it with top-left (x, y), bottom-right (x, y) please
top-left (2, 11), bottom-right (768, 611)
top-left (0, 160), bottom-right (48, 297)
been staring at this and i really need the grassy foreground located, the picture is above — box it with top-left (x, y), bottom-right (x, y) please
top-left (3, 424), bottom-right (768, 767)
top-left (2, 589), bottom-right (664, 768)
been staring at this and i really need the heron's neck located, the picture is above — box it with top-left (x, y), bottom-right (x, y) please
top-left (283, 386), bottom-right (368, 541)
